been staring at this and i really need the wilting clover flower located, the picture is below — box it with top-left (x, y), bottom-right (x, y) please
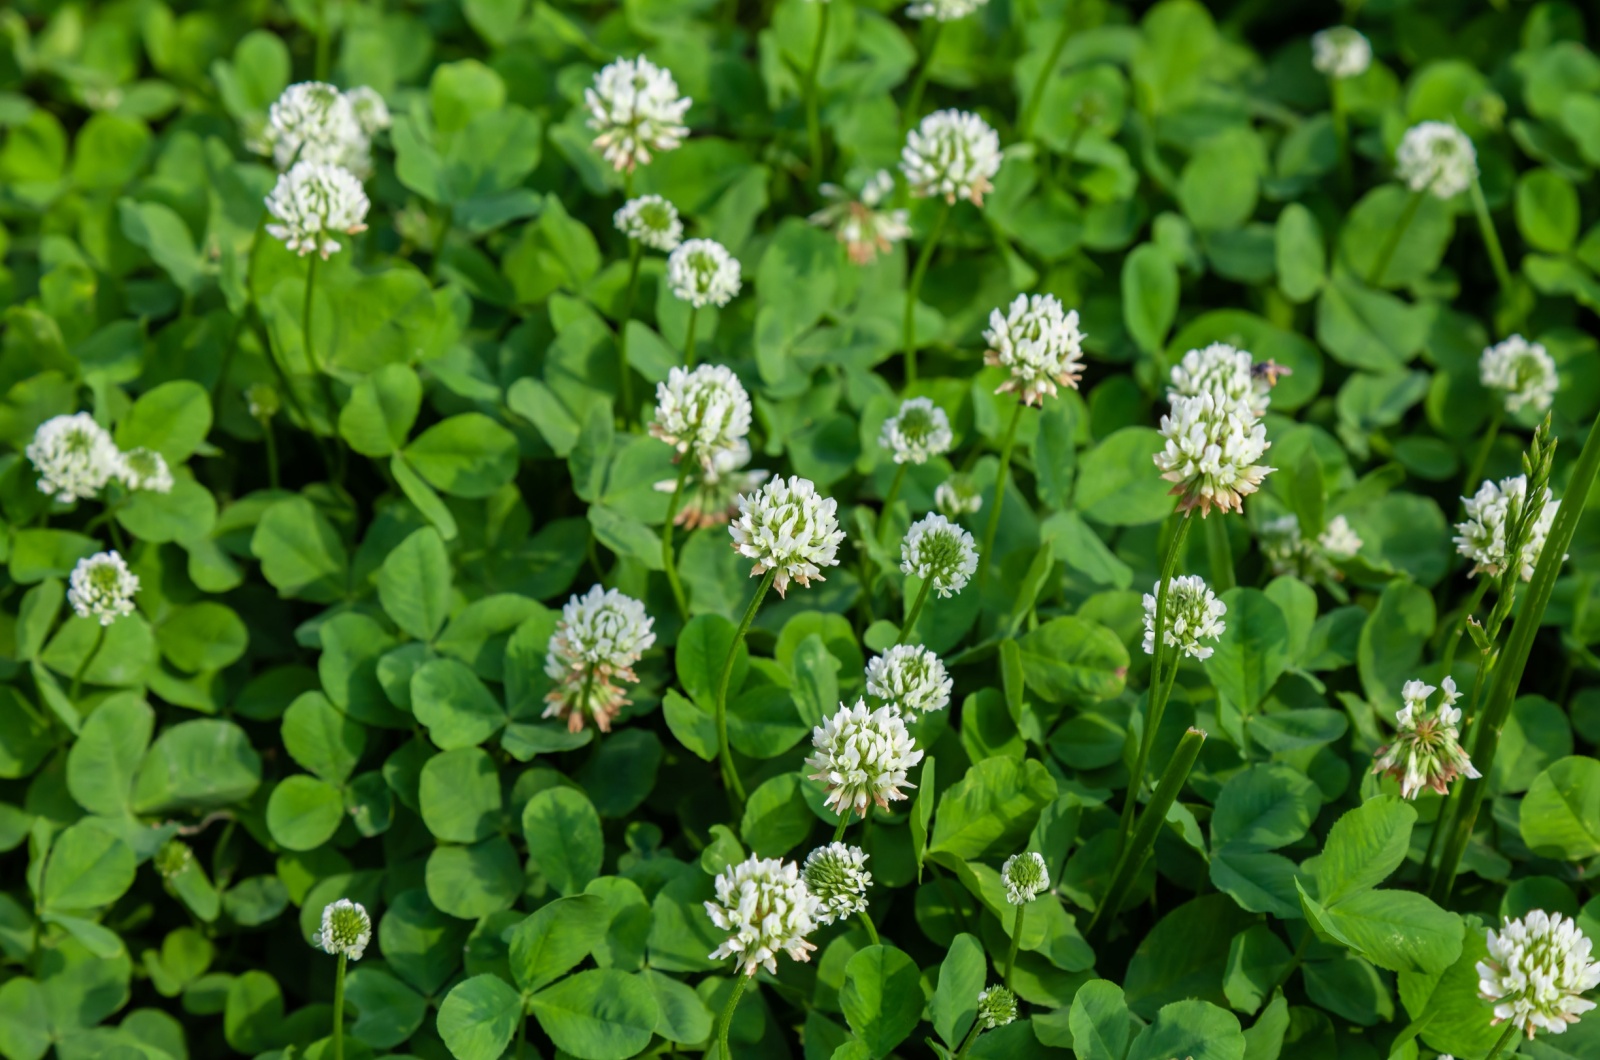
top-left (880, 398), bottom-right (954, 465)
top-left (1480, 334), bottom-right (1558, 415)
top-left (935, 476), bottom-right (982, 517)
top-left (901, 109), bottom-right (1002, 206)
top-left (984, 294), bottom-right (1087, 406)
top-left (901, 513), bottom-right (979, 598)
top-left (1260, 513), bottom-right (1362, 580)
top-left (1155, 391), bottom-right (1275, 516)
top-left (667, 238), bottom-right (741, 308)
top-left (1373, 677), bottom-right (1479, 799)
top-left (26, 413), bottom-right (120, 503)
top-left (614, 194), bottom-right (683, 252)
top-left (68, 551), bottom-right (139, 626)
top-left (704, 855), bottom-right (822, 977)
top-left (256, 82), bottom-right (372, 176)
top-left (653, 440), bottom-right (769, 529)
top-left (865, 645), bottom-right (952, 722)
top-left (343, 86), bottom-right (391, 137)
top-left (116, 448), bottom-right (173, 494)
top-left (1455, 475), bottom-right (1562, 582)
top-left (649, 364), bottom-right (752, 471)
top-left (802, 843), bottom-right (872, 924)
top-left (976, 986), bottom-right (1018, 1029)
top-left (1478, 911), bottom-right (1600, 1038)
top-left (1142, 575), bottom-right (1226, 661)
top-left (1311, 26), bottom-right (1372, 79)
top-left (265, 161), bottom-right (370, 259)
top-left (313, 899), bottom-right (371, 961)
top-left (1002, 852), bottom-right (1049, 905)
top-left (585, 56), bottom-right (691, 172)
top-left (1395, 121), bottom-right (1478, 199)
top-left (906, 0), bottom-right (989, 21)
top-left (729, 476), bottom-right (846, 597)
top-left (1169, 342), bottom-right (1285, 420)
top-left (809, 170), bottom-right (911, 264)
top-left (543, 585), bottom-right (655, 733)
top-left (806, 699), bottom-right (924, 818)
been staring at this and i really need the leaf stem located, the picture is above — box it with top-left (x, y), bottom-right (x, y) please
top-left (715, 569), bottom-right (776, 811)
top-left (903, 200), bottom-right (951, 386)
top-left (976, 401), bottom-right (1024, 586)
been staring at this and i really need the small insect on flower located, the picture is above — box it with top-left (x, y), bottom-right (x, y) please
top-left (901, 109), bottom-right (1003, 206)
top-left (543, 585), bottom-right (656, 733)
top-left (1454, 475), bottom-right (1562, 583)
top-left (1372, 677), bottom-right (1480, 799)
top-left (614, 194), bottom-right (684, 252)
top-left (976, 985), bottom-right (1018, 1029)
top-left (900, 513), bottom-right (979, 598)
top-left (313, 898), bottom-right (372, 961)
top-left (1311, 26), bottom-right (1372, 79)
top-left (1142, 575), bottom-right (1226, 661)
top-left (1478, 910), bottom-right (1600, 1038)
top-left (806, 699), bottom-right (924, 819)
top-left (809, 170), bottom-right (912, 264)
top-left (1154, 390), bottom-right (1275, 516)
top-left (116, 447), bottom-right (174, 494)
top-left (585, 56), bottom-right (692, 172)
top-left (26, 413), bottom-right (121, 503)
top-left (265, 161), bottom-right (370, 259)
top-left (1001, 852), bottom-right (1049, 905)
top-left (666, 238), bottom-right (742, 308)
top-left (256, 82), bottom-right (373, 176)
top-left (906, 0), bottom-right (990, 21)
top-left (803, 843), bottom-right (872, 924)
top-left (649, 364), bottom-right (753, 471)
top-left (984, 294), bottom-right (1087, 407)
top-left (704, 855), bottom-right (823, 977)
top-left (1169, 342), bottom-right (1281, 420)
top-left (68, 550), bottom-right (140, 626)
top-left (729, 476), bottom-right (846, 597)
top-left (880, 397), bottom-right (954, 465)
top-left (865, 645), bottom-right (952, 723)
top-left (935, 475), bottom-right (983, 517)
top-left (1395, 121), bottom-right (1478, 199)
top-left (1480, 334), bottom-right (1558, 415)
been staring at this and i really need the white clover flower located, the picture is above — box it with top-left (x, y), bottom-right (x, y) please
top-left (1001, 852), bottom-right (1049, 905)
top-left (976, 986), bottom-right (1018, 1029)
top-left (1168, 342), bottom-right (1287, 420)
top-left (935, 476), bottom-right (982, 518)
top-left (865, 645), bottom-right (952, 722)
top-left (653, 439), bottom-right (770, 529)
top-left (26, 413), bottom-right (121, 503)
top-left (257, 82), bottom-right (371, 176)
top-left (983, 294), bottom-right (1086, 407)
top-left (1154, 391), bottom-right (1275, 516)
top-left (1373, 676), bottom-right (1479, 799)
top-left (1260, 513), bottom-right (1361, 580)
top-left (1395, 121), bottom-right (1478, 199)
top-left (313, 898), bottom-right (372, 961)
top-left (543, 585), bottom-right (655, 734)
top-left (901, 109), bottom-right (1002, 206)
top-left (729, 476), bottom-right (846, 597)
top-left (649, 364), bottom-right (752, 471)
top-left (802, 843), bottom-right (872, 924)
top-left (265, 161), bottom-right (370, 259)
top-left (704, 855), bottom-right (822, 977)
top-left (585, 56), bottom-right (691, 172)
top-left (666, 238), bottom-right (741, 308)
top-left (116, 447), bottom-right (173, 494)
top-left (1478, 911), bottom-right (1600, 1038)
top-left (880, 398), bottom-right (954, 465)
top-left (900, 513), bottom-right (979, 598)
top-left (68, 551), bottom-right (140, 627)
top-left (806, 699), bottom-right (924, 818)
top-left (343, 86), bottom-right (391, 137)
top-left (1320, 515), bottom-right (1363, 559)
top-left (1141, 574), bottom-right (1226, 661)
top-left (809, 170), bottom-right (911, 264)
top-left (614, 194), bottom-right (683, 252)
top-left (1311, 27), bottom-right (1372, 79)
top-left (1455, 475), bottom-right (1562, 582)
top-left (906, 0), bottom-right (989, 21)
top-left (1480, 334), bottom-right (1558, 415)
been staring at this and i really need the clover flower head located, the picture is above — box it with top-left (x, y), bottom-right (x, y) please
top-left (1454, 475), bottom-right (1562, 582)
top-left (68, 550), bottom-right (139, 626)
top-left (1395, 121), bottom-right (1478, 199)
top-left (649, 364), bottom-right (752, 471)
top-left (257, 82), bottom-right (371, 176)
top-left (901, 109), bottom-right (1002, 206)
top-left (1142, 574), bottom-right (1226, 661)
top-left (26, 413), bottom-right (120, 503)
top-left (1311, 27), bottom-right (1372, 79)
top-left (116, 447), bottom-right (173, 494)
top-left (1478, 910), bottom-right (1600, 1038)
top-left (935, 475), bottom-right (983, 517)
top-left (667, 238), bottom-right (741, 308)
top-left (977, 986), bottom-right (1018, 1029)
top-left (1155, 391), bottom-right (1275, 516)
top-left (1260, 513), bottom-right (1362, 580)
top-left (585, 56), bottom-right (692, 172)
top-left (1480, 334), bottom-right (1558, 415)
top-left (984, 294), bottom-right (1087, 406)
top-left (653, 440), bottom-right (770, 529)
top-left (314, 898), bottom-right (371, 961)
top-left (265, 161), bottom-right (370, 259)
top-left (614, 194), bottom-right (684, 252)
top-left (809, 170), bottom-right (911, 264)
top-left (880, 398), bottom-right (954, 465)
top-left (802, 843), bottom-right (872, 924)
top-left (729, 476), bottom-right (845, 597)
top-left (1002, 852), bottom-right (1049, 905)
top-left (704, 855), bottom-right (822, 976)
top-left (806, 699), bottom-right (924, 818)
top-left (1373, 676), bottom-right (1479, 799)
top-left (343, 86), bottom-right (391, 136)
top-left (865, 645), bottom-right (952, 723)
top-left (154, 839), bottom-right (193, 879)
top-left (906, 0), bottom-right (989, 21)
top-left (1319, 515), bottom-right (1363, 559)
top-left (900, 513), bottom-right (979, 598)
top-left (246, 384), bottom-right (280, 422)
top-left (543, 585), bottom-right (654, 734)
top-left (1169, 342), bottom-right (1281, 419)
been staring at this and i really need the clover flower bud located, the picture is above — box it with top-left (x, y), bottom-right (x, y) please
top-left (614, 194), bottom-right (684, 252)
top-left (1311, 27), bottom-right (1372, 79)
top-left (1001, 851), bottom-right (1049, 905)
top-left (1142, 575), bottom-right (1226, 661)
top-left (806, 699), bottom-right (924, 819)
top-left (68, 550), bottom-right (140, 626)
top-left (976, 986), bottom-right (1018, 1029)
top-left (900, 513), bottom-right (978, 598)
top-left (704, 855), bottom-right (822, 977)
top-left (116, 448), bottom-right (173, 494)
top-left (935, 475), bottom-right (982, 517)
top-left (314, 898), bottom-right (371, 961)
top-left (880, 398), bottom-right (954, 465)
top-left (802, 843), bottom-right (872, 924)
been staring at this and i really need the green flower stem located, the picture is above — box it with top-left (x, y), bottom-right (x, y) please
top-left (1440, 578), bottom-right (1490, 675)
top-left (315, 0), bottom-right (333, 82)
top-left (1330, 78), bottom-right (1352, 197)
top-left (902, 21), bottom-right (945, 135)
top-left (332, 952), bottom-right (347, 1060)
top-left (903, 200), bottom-right (952, 386)
top-left (1203, 513), bottom-right (1235, 593)
top-left (1463, 409), bottom-right (1503, 505)
top-left (976, 400), bottom-right (1025, 586)
top-left (1366, 189), bottom-right (1423, 288)
top-left (262, 415), bottom-right (281, 489)
top-left (684, 306), bottom-right (700, 367)
top-left (952, 1016), bottom-right (982, 1059)
top-left (1430, 411), bottom-right (1600, 902)
top-left (661, 456), bottom-right (694, 621)
top-left (803, 0), bottom-right (833, 183)
top-left (857, 910), bottom-right (880, 945)
top-left (1020, 13), bottom-right (1072, 142)
top-left (832, 808), bottom-right (852, 844)
top-left (1003, 903), bottom-right (1025, 988)
top-left (895, 576), bottom-right (933, 646)
top-left (617, 243), bottom-right (643, 423)
top-left (69, 624), bottom-right (105, 702)
top-left (715, 568), bottom-right (776, 810)
top-left (1470, 175), bottom-right (1515, 301)
top-left (877, 463), bottom-right (909, 549)
top-left (302, 254), bottom-right (344, 482)
top-left (1089, 727), bottom-right (1207, 938)
top-left (1483, 1022), bottom-right (1517, 1060)
top-left (716, 972), bottom-right (751, 1060)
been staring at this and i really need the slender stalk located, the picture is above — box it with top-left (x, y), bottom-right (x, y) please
top-left (1020, 13), bottom-right (1072, 141)
top-left (714, 569), bottom-right (777, 809)
top-left (1483, 1023), bottom-right (1517, 1060)
top-left (1464, 410), bottom-right (1503, 502)
top-left (263, 418), bottom-right (281, 490)
top-left (1003, 903), bottom-right (1026, 988)
top-left (1470, 175), bottom-right (1514, 301)
top-left (902, 22), bottom-right (945, 133)
top-left (210, 312), bottom-right (247, 414)
top-left (302, 255), bottom-right (341, 454)
top-left (332, 952), bottom-right (347, 1060)
top-left (976, 401), bottom-right (1025, 586)
top-left (70, 625), bottom-right (105, 702)
top-left (902, 201), bottom-right (951, 385)
top-left (315, 0), bottom-right (333, 81)
top-left (1330, 78), bottom-right (1352, 198)
top-left (684, 306), bottom-right (700, 367)
top-left (857, 911), bottom-right (880, 945)
top-left (832, 808), bottom-right (852, 844)
top-left (803, 1), bottom-right (833, 183)
top-left (623, 167), bottom-right (635, 201)
top-left (617, 243), bottom-right (643, 423)
top-left (895, 577), bottom-right (933, 646)
top-left (952, 1016), bottom-right (983, 1059)
top-left (1203, 513), bottom-right (1234, 593)
top-left (661, 459), bottom-right (694, 620)
top-left (876, 463), bottom-right (909, 548)
top-left (1367, 189), bottom-right (1423, 288)
top-left (716, 973), bottom-right (751, 1060)
top-left (1440, 578), bottom-right (1490, 675)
